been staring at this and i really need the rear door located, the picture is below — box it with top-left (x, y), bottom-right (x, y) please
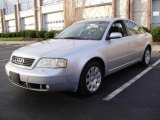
top-left (123, 20), bottom-right (146, 61)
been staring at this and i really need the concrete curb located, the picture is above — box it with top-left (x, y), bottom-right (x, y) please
top-left (152, 44), bottom-right (160, 52)
top-left (0, 41), bottom-right (38, 45)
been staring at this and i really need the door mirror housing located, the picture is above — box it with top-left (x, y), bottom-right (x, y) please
top-left (109, 32), bottom-right (122, 39)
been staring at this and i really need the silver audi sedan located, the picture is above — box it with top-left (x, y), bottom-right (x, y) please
top-left (5, 18), bottom-right (152, 95)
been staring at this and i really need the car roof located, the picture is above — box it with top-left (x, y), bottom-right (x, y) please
top-left (75, 17), bottom-right (128, 23)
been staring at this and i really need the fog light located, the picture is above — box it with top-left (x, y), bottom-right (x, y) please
top-left (46, 85), bottom-right (49, 89)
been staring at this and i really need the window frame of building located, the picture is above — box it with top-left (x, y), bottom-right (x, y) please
top-left (20, 0), bottom-right (34, 11)
top-left (5, 7), bottom-right (14, 14)
top-left (42, 0), bottom-right (63, 6)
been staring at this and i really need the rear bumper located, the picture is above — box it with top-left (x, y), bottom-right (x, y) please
top-left (5, 62), bottom-right (78, 92)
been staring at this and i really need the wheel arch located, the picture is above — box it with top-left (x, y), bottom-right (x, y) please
top-left (146, 44), bottom-right (152, 52)
top-left (79, 57), bottom-right (106, 80)
top-left (85, 57), bottom-right (105, 75)
top-left (77, 57), bottom-right (106, 95)
top-left (141, 43), bottom-right (152, 59)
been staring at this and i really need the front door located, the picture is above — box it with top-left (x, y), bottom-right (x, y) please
top-left (107, 20), bottom-right (130, 73)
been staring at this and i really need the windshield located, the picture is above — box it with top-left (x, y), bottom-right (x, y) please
top-left (55, 21), bottom-right (109, 40)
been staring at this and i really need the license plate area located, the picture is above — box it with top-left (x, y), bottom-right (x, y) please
top-left (9, 72), bottom-right (20, 84)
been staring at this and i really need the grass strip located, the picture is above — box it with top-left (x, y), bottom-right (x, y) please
top-left (0, 37), bottom-right (24, 41)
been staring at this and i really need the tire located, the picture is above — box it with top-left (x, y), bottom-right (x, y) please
top-left (78, 61), bottom-right (104, 96)
top-left (141, 47), bottom-right (151, 66)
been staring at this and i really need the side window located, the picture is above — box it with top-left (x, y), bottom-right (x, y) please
top-left (108, 21), bottom-right (127, 37)
top-left (124, 20), bottom-right (145, 35)
top-left (138, 27), bottom-right (146, 34)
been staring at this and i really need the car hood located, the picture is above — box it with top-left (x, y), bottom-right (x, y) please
top-left (12, 39), bottom-right (98, 58)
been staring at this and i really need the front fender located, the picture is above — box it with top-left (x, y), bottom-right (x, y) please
top-left (68, 51), bottom-right (107, 92)
top-left (77, 50), bottom-right (107, 79)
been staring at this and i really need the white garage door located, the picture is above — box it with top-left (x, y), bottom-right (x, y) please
top-left (43, 12), bottom-right (64, 31)
top-left (21, 16), bottom-right (35, 30)
top-left (7, 20), bottom-right (16, 32)
top-left (152, 0), bottom-right (160, 27)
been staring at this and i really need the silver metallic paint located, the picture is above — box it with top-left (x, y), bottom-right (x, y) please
top-left (5, 18), bottom-right (152, 92)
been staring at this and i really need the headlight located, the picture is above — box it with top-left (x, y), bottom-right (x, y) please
top-left (36, 58), bottom-right (67, 68)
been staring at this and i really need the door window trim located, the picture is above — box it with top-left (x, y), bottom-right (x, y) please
top-left (106, 20), bottom-right (128, 40)
top-left (123, 20), bottom-right (146, 36)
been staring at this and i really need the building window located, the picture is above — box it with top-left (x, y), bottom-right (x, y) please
top-left (42, 0), bottom-right (63, 6)
top-left (20, 0), bottom-right (34, 11)
top-left (3, 0), bottom-right (16, 14)
top-left (5, 7), bottom-right (14, 14)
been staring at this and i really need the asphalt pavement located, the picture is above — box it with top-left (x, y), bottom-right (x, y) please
top-left (0, 44), bottom-right (160, 120)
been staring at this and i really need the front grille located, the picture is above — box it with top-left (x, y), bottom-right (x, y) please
top-left (12, 56), bottom-right (35, 67)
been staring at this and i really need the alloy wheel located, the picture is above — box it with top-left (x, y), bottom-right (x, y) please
top-left (85, 66), bottom-right (102, 92)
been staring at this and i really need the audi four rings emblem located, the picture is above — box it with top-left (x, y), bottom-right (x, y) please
top-left (12, 57), bottom-right (24, 65)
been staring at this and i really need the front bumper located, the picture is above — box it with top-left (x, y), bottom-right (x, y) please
top-left (5, 62), bottom-right (78, 92)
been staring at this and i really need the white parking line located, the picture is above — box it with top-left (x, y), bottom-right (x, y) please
top-left (103, 59), bottom-right (160, 101)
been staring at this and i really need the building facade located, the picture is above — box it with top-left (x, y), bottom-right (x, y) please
top-left (0, 0), bottom-right (159, 33)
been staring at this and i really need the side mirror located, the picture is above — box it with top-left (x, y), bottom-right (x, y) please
top-left (109, 32), bottom-right (122, 39)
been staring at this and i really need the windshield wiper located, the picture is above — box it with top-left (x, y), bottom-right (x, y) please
top-left (54, 37), bottom-right (96, 40)
top-left (60, 37), bottom-right (84, 39)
